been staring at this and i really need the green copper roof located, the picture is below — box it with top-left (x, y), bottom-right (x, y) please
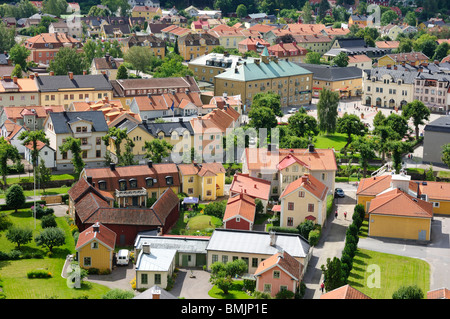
top-left (261, 47), bottom-right (269, 57)
top-left (215, 59), bottom-right (312, 82)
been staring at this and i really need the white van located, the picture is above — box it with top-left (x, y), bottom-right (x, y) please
top-left (116, 249), bottom-right (130, 266)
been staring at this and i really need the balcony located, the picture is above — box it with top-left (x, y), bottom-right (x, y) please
top-left (74, 131), bottom-right (92, 138)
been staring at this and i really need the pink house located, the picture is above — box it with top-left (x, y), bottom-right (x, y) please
top-left (254, 250), bottom-right (302, 297)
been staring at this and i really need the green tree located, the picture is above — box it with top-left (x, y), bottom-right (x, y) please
top-left (203, 200), bottom-right (227, 219)
top-left (0, 22), bottom-right (16, 53)
top-left (41, 214), bottom-right (57, 228)
top-left (404, 11), bottom-right (417, 26)
top-left (251, 91), bottom-right (283, 117)
top-left (337, 113), bottom-right (367, 147)
top-left (384, 113), bottom-right (409, 139)
top-left (351, 136), bottom-right (376, 177)
top-left (5, 184), bottom-right (26, 213)
top-left (318, 0), bottom-right (330, 21)
top-left (43, 0), bottom-right (68, 17)
top-left (34, 227), bottom-right (66, 252)
top-left (317, 89), bottom-right (339, 135)
top-left (433, 42), bottom-right (450, 62)
top-left (392, 285), bottom-right (424, 299)
top-left (0, 137), bottom-right (20, 189)
top-left (236, 4), bottom-right (247, 18)
top-left (102, 127), bottom-right (128, 165)
top-left (297, 219), bottom-right (315, 239)
top-left (402, 100), bottom-right (430, 140)
top-left (49, 47), bottom-right (90, 75)
top-left (87, 5), bottom-right (110, 17)
top-left (248, 107), bottom-right (278, 132)
top-left (8, 44), bottom-right (30, 70)
top-left (153, 54), bottom-right (193, 78)
top-left (300, 1), bottom-right (313, 23)
top-left (332, 51), bottom-right (349, 67)
top-left (144, 139), bottom-right (173, 163)
top-left (59, 137), bottom-right (85, 177)
top-left (397, 38), bottom-right (413, 53)
top-left (11, 64), bottom-right (23, 78)
top-left (426, 165), bottom-right (436, 181)
top-left (6, 226), bottom-right (32, 249)
top-left (320, 257), bottom-right (346, 292)
top-left (101, 0), bottom-right (130, 15)
top-left (116, 64), bottom-right (128, 79)
top-left (387, 140), bottom-right (412, 173)
top-left (372, 111), bottom-right (386, 128)
top-left (124, 45), bottom-right (156, 76)
top-left (36, 156), bottom-right (52, 192)
top-left (413, 34), bottom-right (438, 58)
top-left (442, 144), bottom-right (450, 168)
top-left (287, 110), bottom-right (319, 139)
top-left (304, 52), bottom-right (322, 64)
top-left (380, 10), bottom-right (398, 26)
top-left (18, 130), bottom-right (49, 170)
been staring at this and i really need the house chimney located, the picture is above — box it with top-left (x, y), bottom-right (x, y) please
top-left (269, 231), bottom-right (276, 246)
top-left (83, 70), bottom-right (87, 75)
top-left (110, 162), bottom-right (116, 171)
top-left (152, 288), bottom-right (161, 299)
top-left (13, 76), bottom-right (17, 84)
top-left (308, 144), bottom-right (315, 153)
top-left (68, 71), bottom-right (73, 80)
top-left (142, 242), bottom-right (151, 254)
top-left (49, 71), bottom-right (54, 76)
top-left (87, 176), bottom-right (93, 184)
top-left (93, 222), bottom-right (100, 233)
top-left (29, 73), bottom-right (35, 80)
top-left (147, 160), bottom-right (153, 168)
top-left (387, 64), bottom-right (391, 69)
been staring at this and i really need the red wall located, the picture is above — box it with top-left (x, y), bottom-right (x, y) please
top-left (224, 217), bottom-right (251, 231)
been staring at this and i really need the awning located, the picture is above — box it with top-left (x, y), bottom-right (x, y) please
top-left (182, 197), bottom-right (199, 204)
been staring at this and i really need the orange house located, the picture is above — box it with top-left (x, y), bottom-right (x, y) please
top-left (254, 251), bottom-right (302, 297)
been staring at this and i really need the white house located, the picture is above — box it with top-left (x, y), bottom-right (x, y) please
top-left (24, 141), bottom-right (56, 169)
top-left (0, 119), bottom-right (26, 154)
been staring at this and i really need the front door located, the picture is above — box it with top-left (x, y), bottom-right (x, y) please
top-left (132, 196), bottom-right (138, 206)
top-left (418, 230), bottom-right (427, 241)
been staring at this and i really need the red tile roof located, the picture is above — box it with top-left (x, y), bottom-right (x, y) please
top-left (254, 250), bottom-right (302, 281)
top-left (75, 222), bottom-right (116, 250)
top-left (368, 189), bottom-right (433, 219)
top-left (223, 192), bottom-right (256, 223)
top-left (356, 174), bottom-right (392, 196)
top-left (427, 288), bottom-right (450, 299)
top-left (229, 173), bottom-right (271, 201)
top-left (280, 173), bottom-right (328, 201)
top-left (320, 285), bottom-right (371, 299)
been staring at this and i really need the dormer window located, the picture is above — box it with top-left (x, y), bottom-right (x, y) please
top-left (165, 176), bottom-right (173, 185)
top-left (119, 179), bottom-right (127, 191)
top-left (146, 177), bottom-right (154, 187)
top-left (98, 180), bottom-right (107, 190)
top-left (129, 178), bottom-right (137, 188)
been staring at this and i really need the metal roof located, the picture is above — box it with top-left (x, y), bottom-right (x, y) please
top-left (134, 234), bottom-right (210, 254)
top-left (135, 248), bottom-right (177, 272)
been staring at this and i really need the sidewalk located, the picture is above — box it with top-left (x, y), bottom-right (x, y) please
top-left (302, 194), bottom-right (354, 299)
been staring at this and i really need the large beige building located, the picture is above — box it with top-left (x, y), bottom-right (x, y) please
top-left (214, 48), bottom-right (313, 108)
top-left (362, 65), bottom-right (417, 108)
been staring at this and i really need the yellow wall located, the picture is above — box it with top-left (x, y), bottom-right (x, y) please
top-left (357, 195), bottom-right (375, 216)
top-left (377, 55), bottom-right (428, 67)
top-left (431, 200), bottom-right (450, 215)
top-left (108, 125), bottom-right (150, 158)
top-left (280, 187), bottom-right (326, 227)
top-left (77, 241), bottom-right (113, 271)
top-left (179, 43), bottom-right (219, 61)
top-left (368, 214), bottom-right (431, 241)
top-left (41, 90), bottom-right (113, 109)
top-left (131, 8), bottom-right (162, 21)
top-left (311, 77), bottom-right (363, 99)
top-left (180, 172), bottom-right (224, 200)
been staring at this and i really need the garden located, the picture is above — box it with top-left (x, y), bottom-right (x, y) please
top-left (0, 185), bottom-right (110, 299)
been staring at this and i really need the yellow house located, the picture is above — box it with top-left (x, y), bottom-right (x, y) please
top-left (356, 174), bottom-right (393, 213)
top-left (279, 174), bottom-right (328, 227)
top-left (75, 222), bottom-right (116, 272)
top-left (368, 189), bottom-right (433, 241)
top-left (377, 52), bottom-right (429, 68)
top-left (131, 6), bottom-right (163, 21)
top-left (178, 162), bottom-right (226, 200)
top-left (414, 181), bottom-right (450, 216)
top-left (35, 72), bottom-right (113, 109)
top-left (178, 32), bottom-right (220, 61)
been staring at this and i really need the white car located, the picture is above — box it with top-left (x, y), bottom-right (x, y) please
top-left (288, 108), bottom-right (297, 114)
top-left (116, 249), bottom-right (130, 266)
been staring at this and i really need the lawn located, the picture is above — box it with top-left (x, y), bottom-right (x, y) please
top-left (347, 248), bottom-right (430, 299)
top-left (438, 171), bottom-right (450, 179)
top-left (187, 214), bottom-right (222, 231)
top-left (6, 174), bottom-right (76, 185)
top-left (0, 186), bottom-right (70, 199)
top-left (208, 280), bottom-right (253, 299)
top-left (314, 132), bottom-right (348, 150)
top-left (0, 209), bottom-right (111, 299)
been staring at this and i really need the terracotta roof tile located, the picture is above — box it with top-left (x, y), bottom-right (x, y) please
top-left (320, 285), bottom-right (371, 299)
top-left (280, 173), bottom-right (328, 200)
top-left (75, 222), bottom-right (116, 250)
top-left (230, 173), bottom-right (271, 201)
top-left (254, 250), bottom-right (302, 281)
top-left (223, 192), bottom-right (256, 223)
top-left (427, 288), bottom-right (450, 299)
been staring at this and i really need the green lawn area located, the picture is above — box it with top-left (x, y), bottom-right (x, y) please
top-left (438, 171), bottom-right (450, 179)
top-left (208, 280), bottom-right (253, 299)
top-left (0, 209), bottom-right (111, 299)
top-left (347, 248), bottom-right (430, 299)
top-left (0, 186), bottom-right (70, 199)
top-left (314, 132), bottom-right (348, 150)
top-left (6, 174), bottom-right (76, 185)
top-left (187, 214), bottom-right (222, 231)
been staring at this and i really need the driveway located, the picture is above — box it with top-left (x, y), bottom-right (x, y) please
top-left (86, 263), bottom-right (137, 293)
top-left (170, 268), bottom-right (214, 299)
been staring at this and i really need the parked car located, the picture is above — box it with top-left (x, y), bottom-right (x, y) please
top-left (334, 188), bottom-right (345, 198)
top-left (116, 249), bottom-right (130, 266)
top-left (288, 108), bottom-right (297, 114)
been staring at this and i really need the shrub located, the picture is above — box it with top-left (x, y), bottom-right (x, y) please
top-left (276, 289), bottom-right (295, 299)
top-left (0, 213), bottom-right (12, 231)
top-left (5, 184), bottom-right (25, 212)
top-left (308, 229), bottom-right (320, 246)
top-left (392, 285), bottom-right (424, 299)
top-left (41, 214), bottom-right (57, 228)
top-left (102, 289), bottom-right (135, 299)
top-left (297, 219), bottom-right (315, 239)
top-left (252, 290), bottom-right (272, 299)
top-left (203, 201), bottom-right (227, 219)
top-left (27, 269), bottom-right (52, 279)
top-left (243, 279), bottom-right (256, 292)
top-left (87, 268), bottom-right (100, 275)
top-left (267, 226), bottom-right (299, 234)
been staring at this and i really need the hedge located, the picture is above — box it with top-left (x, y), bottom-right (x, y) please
top-left (0, 200), bottom-right (46, 211)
